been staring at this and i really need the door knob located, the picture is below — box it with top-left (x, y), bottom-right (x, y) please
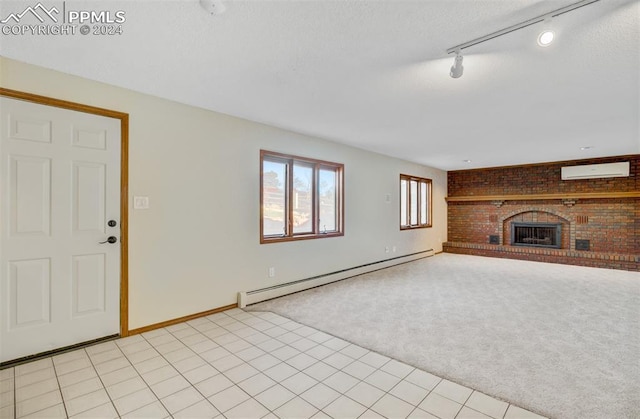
top-left (108, 220), bottom-right (117, 227)
top-left (99, 236), bottom-right (117, 244)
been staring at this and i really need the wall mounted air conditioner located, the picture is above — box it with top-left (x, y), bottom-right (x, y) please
top-left (561, 162), bottom-right (630, 180)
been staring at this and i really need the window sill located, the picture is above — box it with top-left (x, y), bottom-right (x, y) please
top-left (261, 232), bottom-right (344, 244)
top-left (400, 225), bottom-right (432, 230)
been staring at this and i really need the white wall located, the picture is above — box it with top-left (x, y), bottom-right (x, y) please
top-left (1, 57), bottom-right (447, 330)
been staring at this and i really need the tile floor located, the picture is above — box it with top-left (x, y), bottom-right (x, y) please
top-left (0, 309), bottom-right (547, 419)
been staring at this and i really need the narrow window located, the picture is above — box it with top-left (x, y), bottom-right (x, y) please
top-left (410, 180), bottom-right (418, 226)
top-left (262, 158), bottom-right (288, 236)
top-left (400, 174), bottom-right (432, 229)
top-left (292, 162), bottom-right (314, 235)
top-left (261, 151), bottom-right (343, 243)
top-left (318, 167), bottom-right (337, 233)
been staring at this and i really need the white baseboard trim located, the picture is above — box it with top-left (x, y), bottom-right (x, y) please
top-left (238, 249), bottom-right (434, 308)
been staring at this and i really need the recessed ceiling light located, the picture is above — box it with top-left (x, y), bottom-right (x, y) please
top-left (537, 30), bottom-right (555, 47)
top-left (199, 0), bottom-right (226, 16)
top-left (580, 146), bottom-right (594, 150)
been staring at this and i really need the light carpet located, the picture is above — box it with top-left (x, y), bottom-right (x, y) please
top-left (249, 253), bottom-right (640, 419)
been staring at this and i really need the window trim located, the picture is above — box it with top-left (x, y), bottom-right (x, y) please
top-left (260, 150), bottom-right (344, 244)
top-left (400, 174), bottom-right (432, 230)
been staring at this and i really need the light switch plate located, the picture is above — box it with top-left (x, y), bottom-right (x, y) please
top-left (134, 196), bottom-right (149, 209)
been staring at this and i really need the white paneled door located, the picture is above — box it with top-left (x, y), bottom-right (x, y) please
top-left (0, 97), bottom-right (121, 363)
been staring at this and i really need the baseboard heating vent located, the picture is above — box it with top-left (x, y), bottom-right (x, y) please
top-left (238, 249), bottom-right (434, 308)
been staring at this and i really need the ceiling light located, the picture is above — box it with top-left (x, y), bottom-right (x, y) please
top-left (580, 146), bottom-right (594, 150)
top-left (537, 30), bottom-right (555, 47)
top-left (463, 159), bottom-right (472, 163)
top-left (450, 52), bottom-right (464, 79)
top-left (537, 17), bottom-right (555, 47)
top-left (199, 0), bottom-right (226, 16)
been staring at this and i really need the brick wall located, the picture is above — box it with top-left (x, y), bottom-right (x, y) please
top-left (448, 155), bottom-right (638, 196)
top-left (446, 155), bottom-right (639, 271)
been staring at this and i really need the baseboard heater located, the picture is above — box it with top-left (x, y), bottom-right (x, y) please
top-left (238, 249), bottom-right (434, 308)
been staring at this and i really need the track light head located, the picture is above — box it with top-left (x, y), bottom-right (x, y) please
top-left (450, 52), bottom-right (464, 79)
top-left (537, 30), bottom-right (555, 47)
top-left (537, 16), bottom-right (555, 47)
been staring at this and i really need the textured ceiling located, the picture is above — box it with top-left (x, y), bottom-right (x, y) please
top-left (1, 0), bottom-right (638, 170)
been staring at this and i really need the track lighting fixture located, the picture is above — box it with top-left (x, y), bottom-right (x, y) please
top-left (450, 51), bottom-right (464, 79)
top-left (445, 0), bottom-right (600, 78)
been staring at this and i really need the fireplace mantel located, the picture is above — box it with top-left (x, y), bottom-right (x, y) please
top-left (445, 191), bottom-right (640, 202)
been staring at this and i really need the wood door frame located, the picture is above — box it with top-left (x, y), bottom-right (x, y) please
top-left (0, 87), bottom-right (130, 337)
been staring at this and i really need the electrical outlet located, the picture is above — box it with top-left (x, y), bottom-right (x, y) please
top-left (268, 267), bottom-right (275, 278)
top-left (385, 247), bottom-right (390, 253)
top-left (392, 246), bottom-right (397, 253)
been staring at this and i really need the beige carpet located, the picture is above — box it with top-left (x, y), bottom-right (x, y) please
top-left (249, 253), bottom-right (640, 419)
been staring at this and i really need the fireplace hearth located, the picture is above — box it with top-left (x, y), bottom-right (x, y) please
top-left (511, 222), bottom-right (561, 249)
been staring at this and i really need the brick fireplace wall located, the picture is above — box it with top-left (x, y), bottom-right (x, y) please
top-left (444, 155), bottom-right (639, 271)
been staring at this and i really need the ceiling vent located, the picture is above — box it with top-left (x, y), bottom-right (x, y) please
top-left (561, 162), bottom-right (630, 180)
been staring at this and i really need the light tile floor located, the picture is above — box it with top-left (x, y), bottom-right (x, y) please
top-left (0, 309), bottom-right (547, 419)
